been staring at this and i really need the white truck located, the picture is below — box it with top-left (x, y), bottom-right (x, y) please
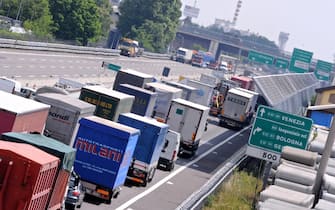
top-left (0, 77), bottom-right (21, 94)
top-left (176, 47), bottom-right (193, 64)
top-left (218, 87), bottom-right (259, 129)
top-left (187, 79), bottom-right (215, 107)
top-left (166, 98), bottom-right (209, 157)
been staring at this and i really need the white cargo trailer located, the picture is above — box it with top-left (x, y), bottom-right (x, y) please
top-left (166, 98), bottom-right (209, 156)
top-left (219, 87), bottom-right (259, 129)
top-left (187, 80), bottom-right (215, 107)
top-left (34, 93), bottom-right (96, 146)
top-left (145, 82), bottom-right (182, 122)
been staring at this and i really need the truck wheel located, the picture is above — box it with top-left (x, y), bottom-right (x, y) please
top-left (148, 168), bottom-right (156, 183)
top-left (142, 180), bottom-right (148, 187)
top-left (169, 162), bottom-right (175, 171)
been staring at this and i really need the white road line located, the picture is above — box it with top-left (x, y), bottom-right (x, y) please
top-left (115, 126), bottom-right (250, 210)
top-left (0, 50), bottom-right (107, 60)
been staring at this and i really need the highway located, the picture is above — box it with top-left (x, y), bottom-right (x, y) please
top-left (77, 121), bottom-right (249, 210)
top-left (0, 48), bottom-right (250, 210)
top-left (0, 48), bottom-right (213, 88)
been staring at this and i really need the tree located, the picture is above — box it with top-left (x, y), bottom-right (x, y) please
top-left (95, 0), bottom-right (113, 39)
top-left (0, 0), bottom-right (54, 37)
top-left (49, 0), bottom-right (101, 46)
top-left (117, 0), bottom-right (182, 53)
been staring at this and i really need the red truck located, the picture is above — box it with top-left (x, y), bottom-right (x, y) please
top-left (0, 91), bottom-right (50, 135)
top-left (0, 140), bottom-right (59, 210)
top-left (230, 75), bottom-right (255, 91)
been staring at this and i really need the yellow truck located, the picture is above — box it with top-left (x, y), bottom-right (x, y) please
top-left (118, 38), bottom-right (143, 57)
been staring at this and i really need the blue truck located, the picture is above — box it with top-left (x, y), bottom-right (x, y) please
top-left (73, 116), bottom-right (140, 203)
top-left (118, 113), bottom-right (169, 186)
top-left (115, 84), bottom-right (158, 117)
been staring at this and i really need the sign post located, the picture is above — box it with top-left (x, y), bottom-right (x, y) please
top-left (102, 61), bottom-right (121, 72)
top-left (289, 48), bottom-right (313, 73)
top-left (247, 105), bottom-right (313, 163)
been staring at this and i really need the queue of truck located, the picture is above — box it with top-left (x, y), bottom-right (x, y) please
top-left (0, 67), bottom-right (222, 208)
top-left (172, 47), bottom-right (235, 73)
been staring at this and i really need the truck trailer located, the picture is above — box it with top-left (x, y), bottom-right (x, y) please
top-left (118, 113), bottom-right (169, 186)
top-left (145, 82), bottom-right (183, 122)
top-left (218, 87), bottom-right (259, 129)
top-left (112, 68), bottom-right (155, 90)
top-left (166, 98), bottom-right (209, 156)
top-left (115, 84), bottom-right (158, 117)
top-left (73, 116), bottom-right (140, 203)
top-left (34, 93), bottom-right (96, 147)
top-left (0, 91), bottom-right (50, 135)
top-left (79, 85), bottom-right (134, 121)
top-left (0, 140), bottom-right (59, 210)
top-left (1, 132), bottom-right (76, 210)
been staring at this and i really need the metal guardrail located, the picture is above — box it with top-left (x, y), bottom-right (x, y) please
top-left (0, 38), bottom-right (170, 59)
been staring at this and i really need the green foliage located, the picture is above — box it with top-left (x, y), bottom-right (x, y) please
top-left (49, 0), bottom-right (102, 46)
top-left (95, 0), bottom-right (113, 39)
top-left (118, 0), bottom-right (182, 53)
top-left (193, 44), bottom-right (206, 52)
top-left (203, 170), bottom-right (262, 210)
top-left (0, 0), bottom-right (54, 37)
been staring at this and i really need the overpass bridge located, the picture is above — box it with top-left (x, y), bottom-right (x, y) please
top-left (174, 25), bottom-right (282, 61)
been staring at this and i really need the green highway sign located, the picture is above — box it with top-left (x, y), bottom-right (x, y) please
top-left (102, 61), bottom-right (121, 71)
top-left (314, 60), bottom-right (333, 81)
top-left (248, 105), bottom-right (313, 153)
top-left (289, 48), bottom-right (313, 73)
top-left (275, 58), bottom-right (289, 69)
top-left (248, 50), bottom-right (274, 64)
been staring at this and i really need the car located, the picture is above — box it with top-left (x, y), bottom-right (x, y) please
top-left (65, 171), bottom-right (84, 210)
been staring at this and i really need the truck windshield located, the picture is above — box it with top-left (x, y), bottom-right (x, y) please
top-left (177, 50), bottom-right (186, 56)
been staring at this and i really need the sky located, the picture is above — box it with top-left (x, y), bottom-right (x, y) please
top-left (181, 0), bottom-right (335, 62)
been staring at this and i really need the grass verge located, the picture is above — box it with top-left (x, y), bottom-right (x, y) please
top-left (203, 170), bottom-right (263, 210)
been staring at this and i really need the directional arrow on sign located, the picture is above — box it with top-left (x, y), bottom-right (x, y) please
top-left (260, 108), bottom-right (265, 117)
top-left (253, 127), bottom-right (262, 135)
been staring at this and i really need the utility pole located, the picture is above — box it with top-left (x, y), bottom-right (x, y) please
top-left (313, 119), bottom-right (335, 205)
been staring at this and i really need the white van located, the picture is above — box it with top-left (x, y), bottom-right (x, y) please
top-left (158, 130), bottom-right (180, 171)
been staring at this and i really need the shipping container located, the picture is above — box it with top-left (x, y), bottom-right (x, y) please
top-left (73, 116), bottom-right (140, 202)
top-left (1, 132), bottom-right (76, 210)
top-left (118, 113), bottom-right (169, 186)
top-left (115, 84), bottom-right (157, 117)
top-left (166, 98), bottom-right (209, 156)
top-left (79, 85), bottom-right (134, 121)
top-left (0, 140), bottom-right (59, 210)
top-left (113, 68), bottom-right (155, 90)
top-left (187, 80), bottom-right (215, 107)
top-left (34, 93), bottom-right (96, 146)
top-left (161, 80), bottom-right (198, 100)
top-left (0, 91), bottom-right (50, 135)
top-left (145, 82), bottom-right (182, 122)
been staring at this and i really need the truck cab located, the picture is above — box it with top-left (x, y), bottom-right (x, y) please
top-left (118, 38), bottom-right (142, 57)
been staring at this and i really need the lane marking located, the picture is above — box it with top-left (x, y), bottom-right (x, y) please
top-left (115, 126), bottom-right (250, 210)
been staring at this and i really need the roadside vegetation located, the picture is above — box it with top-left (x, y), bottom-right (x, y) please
top-left (203, 165), bottom-right (263, 210)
